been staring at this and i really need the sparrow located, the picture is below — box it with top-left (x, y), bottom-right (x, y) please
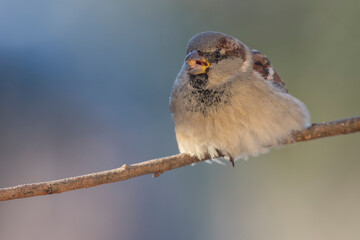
top-left (170, 31), bottom-right (310, 166)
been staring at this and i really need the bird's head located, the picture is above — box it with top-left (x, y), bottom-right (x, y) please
top-left (184, 32), bottom-right (250, 88)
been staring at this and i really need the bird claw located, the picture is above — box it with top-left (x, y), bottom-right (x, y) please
top-left (229, 156), bottom-right (235, 167)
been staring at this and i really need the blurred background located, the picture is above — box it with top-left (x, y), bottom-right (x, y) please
top-left (0, 0), bottom-right (359, 239)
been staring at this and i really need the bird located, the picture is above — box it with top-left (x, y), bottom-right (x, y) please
top-left (170, 31), bottom-right (310, 166)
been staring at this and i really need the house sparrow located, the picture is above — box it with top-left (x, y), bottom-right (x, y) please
top-left (170, 31), bottom-right (310, 166)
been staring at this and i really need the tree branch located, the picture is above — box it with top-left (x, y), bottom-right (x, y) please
top-left (1, 116), bottom-right (359, 201)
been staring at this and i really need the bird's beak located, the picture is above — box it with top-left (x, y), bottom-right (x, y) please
top-left (185, 50), bottom-right (210, 75)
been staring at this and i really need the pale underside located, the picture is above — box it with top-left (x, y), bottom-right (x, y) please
top-left (171, 70), bottom-right (310, 161)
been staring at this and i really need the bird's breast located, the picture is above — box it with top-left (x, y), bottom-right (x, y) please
top-left (180, 86), bottom-right (231, 116)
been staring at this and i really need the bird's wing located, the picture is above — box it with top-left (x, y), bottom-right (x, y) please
top-left (251, 49), bottom-right (288, 93)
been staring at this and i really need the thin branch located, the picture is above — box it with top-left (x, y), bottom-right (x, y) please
top-left (287, 116), bottom-right (360, 143)
top-left (1, 116), bottom-right (359, 201)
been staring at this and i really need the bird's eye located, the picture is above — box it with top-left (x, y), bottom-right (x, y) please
top-left (214, 50), bottom-right (221, 59)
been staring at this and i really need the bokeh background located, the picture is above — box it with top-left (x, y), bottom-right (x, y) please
top-left (0, 1), bottom-right (359, 239)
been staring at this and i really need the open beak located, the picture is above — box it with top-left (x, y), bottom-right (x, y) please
top-left (185, 50), bottom-right (210, 75)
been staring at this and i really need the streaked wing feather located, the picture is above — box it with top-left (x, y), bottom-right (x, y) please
top-left (251, 49), bottom-right (288, 93)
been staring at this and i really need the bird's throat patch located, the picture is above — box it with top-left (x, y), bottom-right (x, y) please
top-left (189, 73), bottom-right (208, 89)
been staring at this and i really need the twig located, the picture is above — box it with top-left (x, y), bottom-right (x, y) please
top-left (1, 116), bottom-right (359, 201)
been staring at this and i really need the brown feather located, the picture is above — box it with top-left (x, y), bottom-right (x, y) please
top-left (251, 49), bottom-right (287, 92)
top-left (218, 37), bottom-right (247, 61)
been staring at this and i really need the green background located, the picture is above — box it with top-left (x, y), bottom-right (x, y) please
top-left (0, 1), bottom-right (359, 239)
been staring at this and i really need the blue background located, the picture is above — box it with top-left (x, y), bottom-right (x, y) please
top-left (0, 1), bottom-right (359, 239)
